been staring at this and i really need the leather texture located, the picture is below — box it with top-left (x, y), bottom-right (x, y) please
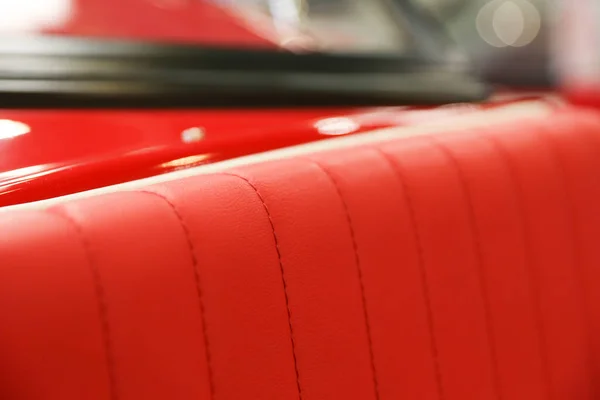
top-left (1, 108), bottom-right (600, 400)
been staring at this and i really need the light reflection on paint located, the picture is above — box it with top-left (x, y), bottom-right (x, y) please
top-left (160, 154), bottom-right (213, 169)
top-left (0, 165), bottom-right (46, 180)
top-left (0, 119), bottom-right (31, 140)
top-left (0, 164), bottom-right (67, 187)
top-left (0, 0), bottom-right (73, 31)
top-left (314, 117), bottom-right (360, 136)
top-left (181, 127), bottom-right (206, 143)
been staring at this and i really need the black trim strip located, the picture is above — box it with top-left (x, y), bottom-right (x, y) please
top-left (0, 35), bottom-right (490, 108)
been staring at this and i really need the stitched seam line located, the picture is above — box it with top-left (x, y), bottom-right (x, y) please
top-left (579, 121), bottom-right (600, 394)
top-left (530, 123), bottom-right (597, 397)
top-left (308, 160), bottom-right (380, 400)
top-left (374, 147), bottom-right (445, 400)
top-left (426, 136), bottom-right (502, 400)
top-left (46, 208), bottom-right (118, 400)
top-left (137, 189), bottom-right (215, 400)
top-left (220, 173), bottom-right (303, 400)
top-left (482, 134), bottom-right (553, 399)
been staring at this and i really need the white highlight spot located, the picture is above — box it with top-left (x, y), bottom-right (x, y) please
top-left (315, 117), bottom-right (360, 136)
top-left (181, 127), bottom-right (205, 143)
top-left (477, 0), bottom-right (541, 48)
top-left (0, 0), bottom-right (73, 32)
top-left (0, 119), bottom-right (30, 140)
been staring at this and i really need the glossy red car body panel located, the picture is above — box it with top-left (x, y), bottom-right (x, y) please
top-left (0, 106), bottom-right (469, 206)
top-left (0, 98), bottom-right (556, 207)
top-left (0, 1), bottom-right (570, 207)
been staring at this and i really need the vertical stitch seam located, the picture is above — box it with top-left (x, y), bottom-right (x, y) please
top-left (481, 134), bottom-right (553, 400)
top-left (529, 122), bottom-right (597, 398)
top-left (373, 147), bottom-right (445, 400)
top-left (425, 136), bottom-right (502, 400)
top-left (307, 159), bottom-right (380, 400)
top-left (137, 189), bottom-right (215, 399)
top-left (577, 120), bottom-right (600, 395)
top-left (219, 173), bottom-right (303, 400)
top-left (46, 208), bottom-right (119, 400)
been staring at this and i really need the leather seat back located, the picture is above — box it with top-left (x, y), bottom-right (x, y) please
top-left (1, 107), bottom-right (600, 400)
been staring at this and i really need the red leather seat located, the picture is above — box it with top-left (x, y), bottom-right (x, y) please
top-left (1, 107), bottom-right (600, 400)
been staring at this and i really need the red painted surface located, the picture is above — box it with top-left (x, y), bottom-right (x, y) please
top-left (0, 97), bottom-right (558, 208)
top-left (44, 0), bottom-right (278, 48)
top-left (564, 86), bottom-right (600, 109)
top-left (0, 107), bottom-right (437, 206)
top-left (0, 0), bottom-right (279, 48)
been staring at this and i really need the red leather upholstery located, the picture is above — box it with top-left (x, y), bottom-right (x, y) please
top-left (1, 108), bottom-right (600, 400)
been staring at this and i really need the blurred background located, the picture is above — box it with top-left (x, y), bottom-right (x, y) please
top-left (0, 0), bottom-right (597, 91)
top-left (412, 0), bottom-right (550, 86)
